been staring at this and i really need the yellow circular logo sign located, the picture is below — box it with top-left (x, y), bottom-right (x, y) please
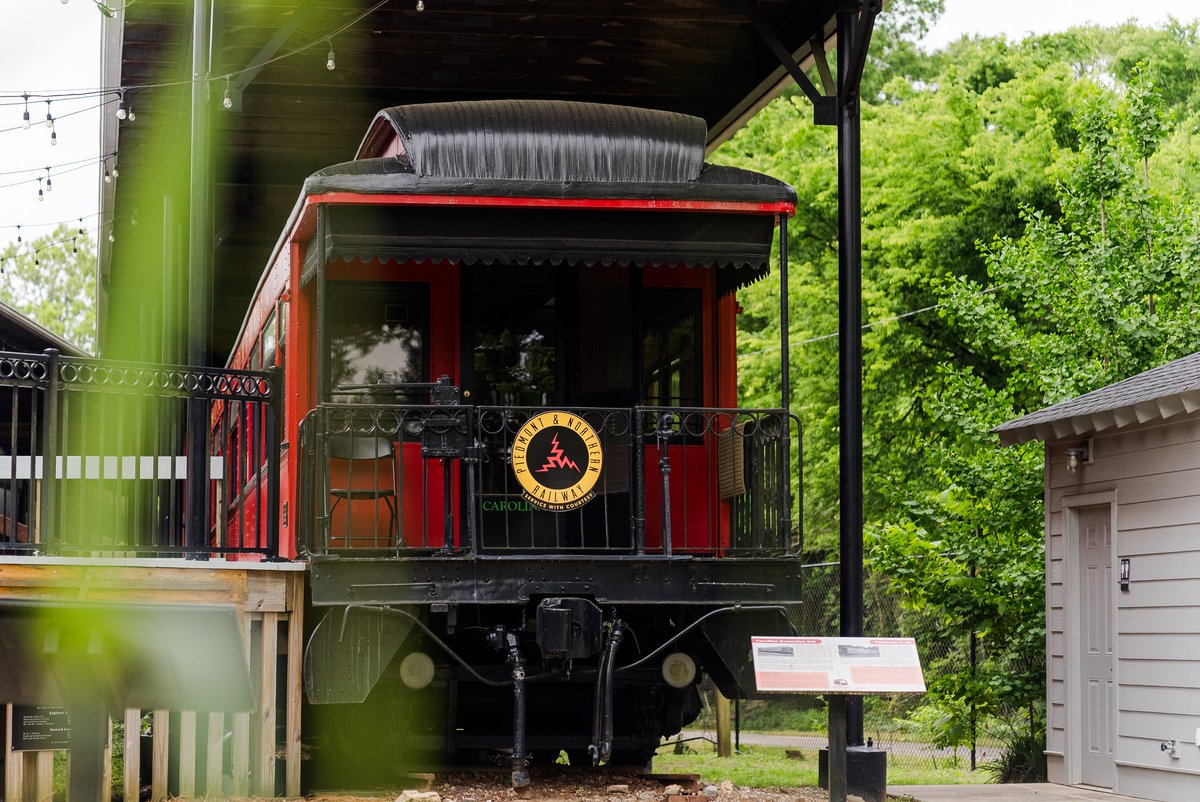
top-left (511, 411), bottom-right (604, 512)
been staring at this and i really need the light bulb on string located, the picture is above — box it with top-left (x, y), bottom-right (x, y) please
top-left (115, 91), bottom-right (126, 120)
top-left (127, 106), bottom-right (135, 122)
top-left (16, 226), bottom-right (22, 247)
top-left (102, 158), bottom-right (112, 184)
top-left (45, 168), bottom-right (52, 193)
top-left (326, 40), bottom-right (336, 71)
top-left (416, 0), bottom-right (425, 11)
top-left (34, 252), bottom-right (40, 268)
top-left (37, 178), bottom-right (43, 202)
top-left (78, 219), bottom-right (85, 237)
top-left (108, 231), bottom-right (115, 243)
top-left (50, 130), bottom-right (57, 146)
top-left (111, 163), bottom-right (119, 179)
top-left (72, 237), bottom-right (78, 254)
top-left (223, 77), bottom-right (233, 109)
top-left (21, 94), bottom-right (30, 129)
top-left (45, 101), bottom-right (54, 130)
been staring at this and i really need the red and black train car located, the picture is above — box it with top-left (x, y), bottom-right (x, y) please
top-left (224, 100), bottom-right (802, 785)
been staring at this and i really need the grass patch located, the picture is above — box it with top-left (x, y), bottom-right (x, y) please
top-left (651, 743), bottom-right (991, 787)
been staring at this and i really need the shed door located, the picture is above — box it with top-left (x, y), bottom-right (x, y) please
top-left (1078, 503), bottom-right (1115, 788)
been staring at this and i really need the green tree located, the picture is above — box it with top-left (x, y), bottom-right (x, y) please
top-left (872, 60), bottom-right (1200, 764)
top-left (0, 225), bottom-right (97, 352)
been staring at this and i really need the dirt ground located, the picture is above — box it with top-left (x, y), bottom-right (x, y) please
top-left (201, 768), bottom-right (834, 802)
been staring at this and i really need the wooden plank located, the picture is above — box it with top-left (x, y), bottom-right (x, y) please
top-left (285, 573), bottom-right (304, 796)
top-left (0, 564), bottom-right (249, 605)
top-left (232, 612), bottom-right (253, 797)
top-left (35, 751), bottom-right (52, 802)
top-left (1120, 682), bottom-right (1200, 715)
top-left (151, 710), bottom-right (168, 802)
top-left (178, 710), bottom-right (196, 797)
top-left (247, 572), bottom-right (289, 613)
top-left (1118, 658), bottom-right (1200, 688)
top-left (207, 712), bottom-right (224, 796)
top-left (256, 612), bottom-right (280, 797)
top-left (102, 717), bottom-right (112, 802)
top-left (123, 709), bottom-right (140, 802)
top-left (5, 706), bottom-right (23, 802)
top-left (1120, 605), bottom-right (1200, 634)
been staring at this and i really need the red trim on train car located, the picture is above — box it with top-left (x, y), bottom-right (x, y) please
top-left (305, 192), bottom-right (795, 216)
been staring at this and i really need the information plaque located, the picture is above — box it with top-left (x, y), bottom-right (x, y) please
top-left (751, 636), bottom-right (926, 694)
top-left (11, 705), bottom-right (71, 751)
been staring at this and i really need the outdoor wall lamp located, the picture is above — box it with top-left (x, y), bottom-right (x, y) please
top-left (1064, 440), bottom-right (1092, 476)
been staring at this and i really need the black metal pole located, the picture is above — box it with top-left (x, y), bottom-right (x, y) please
top-left (39, 348), bottom-right (60, 551)
top-left (186, 0), bottom-right (213, 558)
top-left (837, 4), bottom-right (866, 747)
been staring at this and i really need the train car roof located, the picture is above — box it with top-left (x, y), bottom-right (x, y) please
top-left (312, 100), bottom-right (795, 203)
top-left (287, 101), bottom-right (793, 297)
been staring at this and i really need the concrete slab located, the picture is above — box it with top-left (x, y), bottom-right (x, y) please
top-left (889, 783), bottom-right (1151, 801)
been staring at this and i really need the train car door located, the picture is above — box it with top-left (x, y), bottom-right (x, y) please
top-left (321, 261), bottom-right (460, 549)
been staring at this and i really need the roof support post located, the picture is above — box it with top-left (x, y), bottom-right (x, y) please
top-left (837, 1), bottom-right (866, 748)
top-left (187, 0), bottom-right (214, 556)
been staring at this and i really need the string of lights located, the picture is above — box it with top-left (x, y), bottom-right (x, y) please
top-left (1, 218), bottom-right (106, 273)
top-left (2, 0), bottom-right (394, 104)
top-left (2, 0), bottom-right (404, 252)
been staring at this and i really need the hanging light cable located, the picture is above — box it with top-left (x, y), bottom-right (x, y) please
top-left (102, 156), bottom-right (112, 183)
top-left (44, 167), bottom-right (52, 193)
top-left (21, 93), bottom-right (30, 129)
top-left (36, 177), bottom-right (44, 202)
top-left (325, 38), bottom-right (336, 71)
top-left (115, 90), bottom-right (126, 120)
top-left (45, 100), bottom-right (54, 130)
top-left (223, 76), bottom-right (233, 109)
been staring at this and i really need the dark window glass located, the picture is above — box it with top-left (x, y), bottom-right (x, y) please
top-left (327, 282), bottom-right (428, 402)
top-left (641, 288), bottom-right (702, 407)
top-left (467, 270), bottom-right (557, 407)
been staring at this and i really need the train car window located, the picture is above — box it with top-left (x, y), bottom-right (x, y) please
top-left (641, 288), bottom-right (702, 407)
top-left (261, 311), bottom-right (277, 369)
top-left (328, 282), bottom-right (428, 402)
top-left (467, 270), bottom-right (557, 407)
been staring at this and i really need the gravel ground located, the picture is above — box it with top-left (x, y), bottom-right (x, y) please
top-left (179, 768), bottom-right (837, 802)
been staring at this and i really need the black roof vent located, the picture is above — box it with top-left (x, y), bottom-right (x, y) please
top-left (364, 100), bottom-right (707, 183)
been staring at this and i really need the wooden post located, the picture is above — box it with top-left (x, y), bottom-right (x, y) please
top-left (714, 690), bottom-right (733, 757)
top-left (34, 751), bottom-right (52, 802)
top-left (151, 710), bottom-right (169, 802)
top-left (5, 706), bottom-right (23, 801)
top-left (123, 709), bottom-right (140, 802)
top-left (232, 612), bottom-right (253, 796)
top-left (206, 712), bottom-right (224, 795)
top-left (255, 612), bottom-right (279, 796)
top-left (178, 710), bottom-right (196, 796)
top-left (285, 573), bottom-right (304, 796)
top-left (101, 718), bottom-right (112, 802)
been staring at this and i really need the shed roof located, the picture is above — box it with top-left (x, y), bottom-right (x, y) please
top-left (995, 352), bottom-right (1200, 445)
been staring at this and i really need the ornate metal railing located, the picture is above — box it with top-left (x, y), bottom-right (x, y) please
top-left (299, 402), bottom-right (800, 558)
top-left (0, 349), bottom-right (278, 557)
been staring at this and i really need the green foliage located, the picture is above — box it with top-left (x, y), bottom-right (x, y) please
top-left (0, 225), bottom-right (97, 352)
top-left (727, 15), bottom-right (1200, 763)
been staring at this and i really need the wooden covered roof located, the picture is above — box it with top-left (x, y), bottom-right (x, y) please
top-left (99, 1), bottom-right (842, 357)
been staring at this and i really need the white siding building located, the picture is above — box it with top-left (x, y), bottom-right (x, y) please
top-left (997, 353), bottom-right (1200, 802)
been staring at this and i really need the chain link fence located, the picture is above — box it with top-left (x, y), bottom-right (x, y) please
top-left (678, 562), bottom-right (1004, 773)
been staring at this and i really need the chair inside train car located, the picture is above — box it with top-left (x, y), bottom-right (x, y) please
top-left (325, 432), bottom-right (399, 549)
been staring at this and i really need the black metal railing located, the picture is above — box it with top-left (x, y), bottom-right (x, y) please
top-left (299, 403), bottom-right (800, 558)
top-left (0, 349), bottom-right (278, 557)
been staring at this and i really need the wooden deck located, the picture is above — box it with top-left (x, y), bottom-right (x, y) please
top-left (0, 557), bottom-right (306, 800)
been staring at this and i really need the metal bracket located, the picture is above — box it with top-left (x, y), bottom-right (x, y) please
top-left (223, 0), bottom-right (319, 112)
top-left (751, 2), bottom-right (880, 126)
